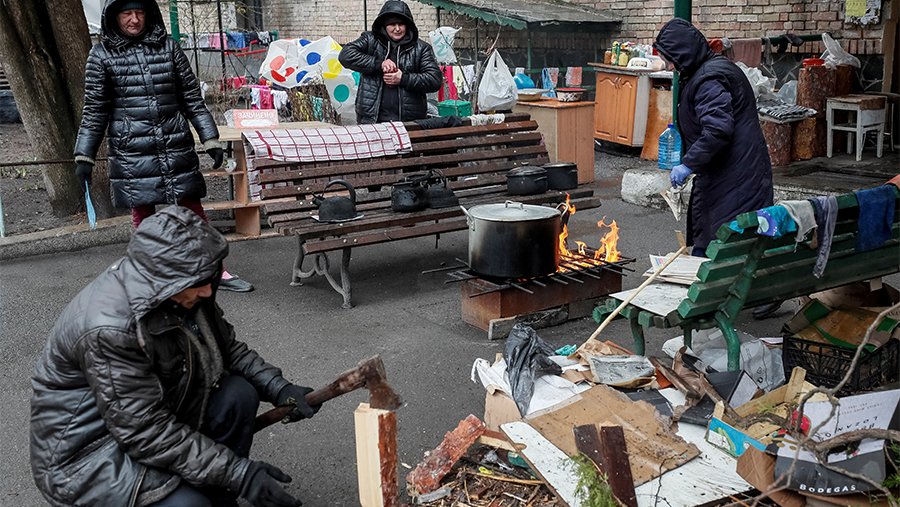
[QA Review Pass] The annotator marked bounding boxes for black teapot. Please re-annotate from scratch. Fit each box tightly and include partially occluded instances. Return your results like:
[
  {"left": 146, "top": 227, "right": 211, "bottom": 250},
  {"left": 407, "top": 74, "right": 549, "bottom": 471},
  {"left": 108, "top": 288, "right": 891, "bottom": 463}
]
[{"left": 313, "top": 179, "right": 358, "bottom": 222}]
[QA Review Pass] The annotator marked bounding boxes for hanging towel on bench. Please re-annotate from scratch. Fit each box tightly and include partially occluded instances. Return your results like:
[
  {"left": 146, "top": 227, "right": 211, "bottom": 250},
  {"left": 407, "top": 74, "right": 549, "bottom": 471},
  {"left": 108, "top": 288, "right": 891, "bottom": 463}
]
[
  {"left": 855, "top": 185, "right": 896, "bottom": 252},
  {"left": 809, "top": 195, "right": 838, "bottom": 278}
]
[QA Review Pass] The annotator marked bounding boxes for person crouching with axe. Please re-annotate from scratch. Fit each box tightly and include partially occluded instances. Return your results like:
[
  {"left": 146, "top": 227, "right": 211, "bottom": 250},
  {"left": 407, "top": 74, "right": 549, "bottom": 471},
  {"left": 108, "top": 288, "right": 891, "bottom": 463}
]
[{"left": 30, "top": 206, "right": 314, "bottom": 507}]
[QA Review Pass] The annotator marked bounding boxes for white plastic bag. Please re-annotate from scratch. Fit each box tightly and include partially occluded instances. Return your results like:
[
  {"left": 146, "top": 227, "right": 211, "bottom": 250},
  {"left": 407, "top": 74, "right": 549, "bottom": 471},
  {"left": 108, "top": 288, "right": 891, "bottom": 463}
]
[
  {"left": 821, "top": 33, "right": 860, "bottom": 69},
  {"left": 477, "top": 51, "right": 518, "bottom": 112},
  {"left": 428, "top": 26, "right": 460, "bottom": 65},
  {"left": 775, "top": 80, "right": 798, "bottom": 105}
]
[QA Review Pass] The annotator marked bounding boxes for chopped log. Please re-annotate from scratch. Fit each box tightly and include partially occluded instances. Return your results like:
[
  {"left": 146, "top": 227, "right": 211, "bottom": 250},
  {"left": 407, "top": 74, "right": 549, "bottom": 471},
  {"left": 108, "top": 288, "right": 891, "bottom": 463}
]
[
  {"left": 797, "top": 65, "right": 834, "bottom": 118},
  {"left": 406, "top": 414, "right": 486, "bottom": 496},
  {"left": 834, "top": 64, "right": 854, "bottom": 96},
  {"left": 573, "top": 425, "right": 638, "bottom": 507},
  {"left": 761, "top": 118, "right": 793, "bottom": 167},
  {"left": 355, "top": 403, "right": 399, "bottom": 507},
  {"left": 792, "top": 118, "right": 826, "bottom": 160}
]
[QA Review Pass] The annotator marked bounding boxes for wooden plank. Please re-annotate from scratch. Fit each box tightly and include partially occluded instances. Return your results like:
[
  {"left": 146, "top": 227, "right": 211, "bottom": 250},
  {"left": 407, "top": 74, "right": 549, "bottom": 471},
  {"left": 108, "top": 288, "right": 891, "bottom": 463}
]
[
  {"left": 501, "top": 421, "right": 586, "bottom": 507},
  {"left": 573, "top": 425, "right": 638, "bottom": 507},
  {"left": 255, "top": 144, "right": 549, "bottom": 185},
  {"left": 354, "top": 403, "right": 399, "bottom": 507},
  {"left": 405, "top": 120, "right": 539, "bottom": 141}
]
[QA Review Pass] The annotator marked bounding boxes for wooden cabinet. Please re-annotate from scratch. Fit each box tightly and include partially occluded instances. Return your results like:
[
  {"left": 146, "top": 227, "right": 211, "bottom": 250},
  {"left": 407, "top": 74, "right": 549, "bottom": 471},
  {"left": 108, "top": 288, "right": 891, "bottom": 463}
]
[
  {"left": 591, "top": 66, "right": 650, "bottom": 147},
  {"left": 512, "top": 99, "right": 595, "bottom": 183}
]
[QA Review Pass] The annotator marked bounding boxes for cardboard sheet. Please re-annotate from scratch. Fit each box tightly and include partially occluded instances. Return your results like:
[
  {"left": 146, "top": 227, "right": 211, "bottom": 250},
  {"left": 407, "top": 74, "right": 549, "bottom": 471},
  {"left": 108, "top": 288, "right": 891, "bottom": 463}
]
[
  {"left": 609, "top": 283, "right": 689, "bottom": 316},
  {"left": 525, "top": 384, "right": 700, "bottom": 485}
]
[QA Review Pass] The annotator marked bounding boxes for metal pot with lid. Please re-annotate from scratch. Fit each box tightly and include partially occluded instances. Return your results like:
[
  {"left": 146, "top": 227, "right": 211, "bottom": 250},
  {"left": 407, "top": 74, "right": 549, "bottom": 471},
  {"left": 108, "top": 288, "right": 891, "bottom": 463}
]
[{"left": 460, "top": 201, "right": 567, "bottom": 279}]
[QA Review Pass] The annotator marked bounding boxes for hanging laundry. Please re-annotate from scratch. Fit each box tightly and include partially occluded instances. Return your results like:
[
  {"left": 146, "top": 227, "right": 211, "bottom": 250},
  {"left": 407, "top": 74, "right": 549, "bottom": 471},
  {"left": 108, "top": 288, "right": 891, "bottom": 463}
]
[
  {"left": 564, "top": 67, "right": 582, "bottom": 86},
  {"left": 855, "top": 185, "right": 896, "bottom": 252},
  {"left": 809, "top": 196, "right": 837, "bottom": 278},
  {"left": 272, "top": 90, "right": 289, "bottom": 111},
  {"left": 227, "top": 31, "right": 246, "bottom": 50},
  {"left": 755, "top": 205, "right": 797, "bottom": 238},
  {"left": 258, "top": 31, "right": 272, "bottom": 45},
  {"left": 515, "top": 67, "right": 525, "bottom": 76},
  {"left": 452, "top": 66, "right": 469, "bottom": 95},
  {"left": 778, "top": 200, "right": 817, "bottom": 242},
  {"left": 462, "top": 65, "right": 475, "bottom": 93},
  {"left": 209, "top": 32, "right": 227, "bottom": 49},
  {"left": 438, "top": 66, "right": 458, "bottom": 101},
  {"left": 730, "top": 38, "right": 762, "bottom": 68},
  {"left": 541, "top": 67, "right": 559, "bottom": 97},
  {"left": 229, "top": 76, "right": 247, "bottom": 89},
  {"left": 197, "top": 33, "right": 211, "bottom": 48}
]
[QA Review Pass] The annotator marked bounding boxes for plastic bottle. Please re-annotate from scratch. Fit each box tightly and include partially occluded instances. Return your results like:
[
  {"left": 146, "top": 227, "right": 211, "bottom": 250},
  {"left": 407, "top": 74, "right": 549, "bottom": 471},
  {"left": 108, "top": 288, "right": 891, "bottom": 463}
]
[{"left": 657, "top": 124, "right": 682, "bottom": 170}]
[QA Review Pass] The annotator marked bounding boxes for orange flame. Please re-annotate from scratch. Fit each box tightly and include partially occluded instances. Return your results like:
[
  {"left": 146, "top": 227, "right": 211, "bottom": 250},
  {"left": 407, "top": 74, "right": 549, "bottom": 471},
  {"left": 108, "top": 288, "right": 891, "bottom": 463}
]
[
  {"left": 594, "top": 219, "right": 620, "bottom": 262},
  {"left": 557, "top": 194, "right": 576, "bottom": 257}
]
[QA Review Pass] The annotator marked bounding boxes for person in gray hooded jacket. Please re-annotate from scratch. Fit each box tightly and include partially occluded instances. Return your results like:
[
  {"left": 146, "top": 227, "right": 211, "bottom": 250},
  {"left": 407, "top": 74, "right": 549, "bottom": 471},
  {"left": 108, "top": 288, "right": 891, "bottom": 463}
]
[{"left": 31, "top": 206, "right": 316, "bottom": 507}]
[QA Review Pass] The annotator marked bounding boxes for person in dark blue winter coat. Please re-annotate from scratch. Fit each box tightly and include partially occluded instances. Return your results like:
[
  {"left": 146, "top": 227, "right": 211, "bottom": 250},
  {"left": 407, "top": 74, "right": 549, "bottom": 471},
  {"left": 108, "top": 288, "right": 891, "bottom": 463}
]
[{"left": 654, "top": 18, "right": 773, "bottom": 256}]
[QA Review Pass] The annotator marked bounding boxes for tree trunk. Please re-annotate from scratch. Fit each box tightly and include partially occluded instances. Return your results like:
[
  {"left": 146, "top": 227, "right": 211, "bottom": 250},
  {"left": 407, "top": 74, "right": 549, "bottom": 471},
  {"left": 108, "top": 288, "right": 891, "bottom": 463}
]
[{"left": 0, "top": 0, "right": 114, "bottom": 218}]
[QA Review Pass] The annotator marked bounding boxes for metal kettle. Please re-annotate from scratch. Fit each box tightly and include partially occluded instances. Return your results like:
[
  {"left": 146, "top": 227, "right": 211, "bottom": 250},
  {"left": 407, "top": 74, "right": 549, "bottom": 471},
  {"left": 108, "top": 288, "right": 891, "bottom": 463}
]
[{"left": 312, "top": 179, "right": 357, "bottom": 222}]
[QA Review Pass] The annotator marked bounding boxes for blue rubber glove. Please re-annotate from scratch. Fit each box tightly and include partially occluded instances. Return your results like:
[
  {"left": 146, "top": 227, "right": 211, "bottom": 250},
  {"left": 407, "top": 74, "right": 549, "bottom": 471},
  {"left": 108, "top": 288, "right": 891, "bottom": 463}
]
[{"left": 670, "top": 164, "right": 693, "bottom": 187}]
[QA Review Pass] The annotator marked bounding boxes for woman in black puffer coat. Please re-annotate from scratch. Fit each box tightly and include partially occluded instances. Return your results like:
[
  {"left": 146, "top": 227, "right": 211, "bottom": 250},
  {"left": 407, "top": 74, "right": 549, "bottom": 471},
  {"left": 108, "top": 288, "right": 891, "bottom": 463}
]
[
  {"left": 74, "top": 0, "right": 221, "bottom": 214},
  {"left": 339, "top": 0, "right": 442, "bottom": 124}
]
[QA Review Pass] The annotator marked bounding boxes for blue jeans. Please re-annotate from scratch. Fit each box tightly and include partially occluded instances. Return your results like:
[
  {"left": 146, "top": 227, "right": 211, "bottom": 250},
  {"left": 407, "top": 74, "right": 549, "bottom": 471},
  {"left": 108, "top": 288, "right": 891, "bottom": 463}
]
[{"left": 148, "top": 375, "right": 260, "bottom": 507}]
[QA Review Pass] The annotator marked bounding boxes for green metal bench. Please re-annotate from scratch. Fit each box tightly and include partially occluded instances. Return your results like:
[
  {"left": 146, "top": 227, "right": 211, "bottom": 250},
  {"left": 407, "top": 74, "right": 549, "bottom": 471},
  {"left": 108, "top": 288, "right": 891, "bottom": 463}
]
[{"left": 595, "top": 186, "right": 900, "bottom": 371}]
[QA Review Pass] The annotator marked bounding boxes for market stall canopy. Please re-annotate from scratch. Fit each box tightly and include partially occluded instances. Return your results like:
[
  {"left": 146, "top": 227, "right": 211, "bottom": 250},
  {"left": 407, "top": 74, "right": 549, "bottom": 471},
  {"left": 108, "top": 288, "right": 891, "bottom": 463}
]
[{"left": 412, "top": 0, "right": 621, "bottom": 31}]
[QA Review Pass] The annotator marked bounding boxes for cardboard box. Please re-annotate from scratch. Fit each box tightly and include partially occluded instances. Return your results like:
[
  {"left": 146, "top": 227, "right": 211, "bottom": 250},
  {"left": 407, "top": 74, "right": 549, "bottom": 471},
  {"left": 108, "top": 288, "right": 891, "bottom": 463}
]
[
  {"left": 705, "top": 367, "right": 825, "bottom": 458},
  {"left": 483, "top": 389, "right": 521, "bottom": 432}
]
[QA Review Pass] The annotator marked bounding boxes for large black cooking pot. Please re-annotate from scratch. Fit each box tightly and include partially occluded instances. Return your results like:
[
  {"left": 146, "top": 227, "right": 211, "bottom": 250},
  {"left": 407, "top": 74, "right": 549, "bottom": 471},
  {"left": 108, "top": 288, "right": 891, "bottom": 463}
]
[
  {"left": 544, "top": 162, "right": 578, "bottom": 190},
  {"left": 506, "top": 166, "right": 549, "bottom": 195},
  {"left": 461, "top": 201, "right": 568, "bottom": 279}
]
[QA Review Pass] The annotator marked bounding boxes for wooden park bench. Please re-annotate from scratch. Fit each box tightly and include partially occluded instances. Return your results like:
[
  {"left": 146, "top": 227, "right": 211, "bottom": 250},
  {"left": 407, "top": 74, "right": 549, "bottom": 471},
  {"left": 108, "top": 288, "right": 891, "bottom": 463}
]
[
  {"left": 250, "top": 114, "right": 602, "bottom": 308},
  {"left": 595, "top": 185, "right": 900, "bottom": 370}
]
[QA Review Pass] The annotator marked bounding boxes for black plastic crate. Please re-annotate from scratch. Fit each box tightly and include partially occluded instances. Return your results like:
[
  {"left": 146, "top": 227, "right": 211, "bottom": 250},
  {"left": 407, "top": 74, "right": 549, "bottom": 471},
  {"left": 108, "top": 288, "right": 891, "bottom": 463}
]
[{"left": 783, "top": 334, "right": 900, "bottom": 396}]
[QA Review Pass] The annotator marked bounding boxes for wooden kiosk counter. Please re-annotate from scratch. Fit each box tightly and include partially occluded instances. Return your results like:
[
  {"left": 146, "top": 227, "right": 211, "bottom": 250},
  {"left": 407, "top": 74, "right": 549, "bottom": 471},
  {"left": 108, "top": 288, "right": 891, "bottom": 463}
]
[{"left": 512, "top": 99, "right": 595, "bottom": 183}]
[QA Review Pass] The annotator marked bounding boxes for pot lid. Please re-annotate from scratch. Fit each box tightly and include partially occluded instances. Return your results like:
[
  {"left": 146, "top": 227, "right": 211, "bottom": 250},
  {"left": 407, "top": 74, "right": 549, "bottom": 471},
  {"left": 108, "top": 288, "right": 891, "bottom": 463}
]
[
  {"left": 507, "top": 166, "right": 547, "bottom": 177},
  {"left": 543, "top": 162, "right": 577, "bottom": 169},
  {"left": 467, "top": 201, "right": 561, "bottom": 222}
]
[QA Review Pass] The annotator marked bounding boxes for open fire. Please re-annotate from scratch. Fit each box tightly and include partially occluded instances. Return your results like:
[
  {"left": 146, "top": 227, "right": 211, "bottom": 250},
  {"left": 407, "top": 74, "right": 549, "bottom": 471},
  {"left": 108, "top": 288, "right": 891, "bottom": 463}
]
[{"left": 557, "top": 195, "right": 621, "bottom": 271}]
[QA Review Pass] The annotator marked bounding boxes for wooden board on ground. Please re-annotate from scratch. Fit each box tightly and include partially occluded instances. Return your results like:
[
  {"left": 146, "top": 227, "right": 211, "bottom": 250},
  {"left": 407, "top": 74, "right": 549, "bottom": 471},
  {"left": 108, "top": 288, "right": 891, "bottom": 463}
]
[
  {"left": 501, "top": 421, "right": 586, "bottom": 507},
  {"left": 525, "top": 384, "right": 699, "bottom": 486},
  {"left": 574, "top": 425, "right": 638, "bottom": 507}
]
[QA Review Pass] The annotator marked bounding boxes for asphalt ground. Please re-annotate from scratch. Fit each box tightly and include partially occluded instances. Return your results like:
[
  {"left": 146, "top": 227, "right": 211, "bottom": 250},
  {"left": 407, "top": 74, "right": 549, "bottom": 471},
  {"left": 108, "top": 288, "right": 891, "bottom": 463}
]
[{"left": 0, "top": 151, "right": 819, "bottom": 506}]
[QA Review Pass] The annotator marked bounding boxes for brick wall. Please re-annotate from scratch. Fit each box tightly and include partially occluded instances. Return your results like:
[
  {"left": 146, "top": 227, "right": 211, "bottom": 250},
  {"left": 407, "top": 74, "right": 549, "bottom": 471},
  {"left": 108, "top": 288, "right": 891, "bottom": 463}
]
[{"left": 162, "top": 0, "right": 889, "bottom": 73}]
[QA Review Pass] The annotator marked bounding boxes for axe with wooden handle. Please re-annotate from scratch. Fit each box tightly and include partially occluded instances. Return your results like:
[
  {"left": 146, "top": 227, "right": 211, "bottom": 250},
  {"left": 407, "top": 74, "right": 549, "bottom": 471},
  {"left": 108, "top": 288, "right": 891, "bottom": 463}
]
[{"left": 253, "top": 355, "right": 401, "bottom": 433}]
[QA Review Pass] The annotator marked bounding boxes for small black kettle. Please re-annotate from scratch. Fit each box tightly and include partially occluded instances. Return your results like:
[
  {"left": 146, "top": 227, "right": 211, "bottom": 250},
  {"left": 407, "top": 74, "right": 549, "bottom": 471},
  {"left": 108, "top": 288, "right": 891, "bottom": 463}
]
[
  {"left": 313, "top": 179, "right": 357, "bottom": 222},
  {"left": 426, "top": 170, "right": 459, "bottom": 209}
]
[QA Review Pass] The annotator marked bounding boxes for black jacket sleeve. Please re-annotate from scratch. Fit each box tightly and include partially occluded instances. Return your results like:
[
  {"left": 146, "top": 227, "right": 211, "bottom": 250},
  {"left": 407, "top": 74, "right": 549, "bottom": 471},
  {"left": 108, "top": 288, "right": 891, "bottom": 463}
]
[
  {"left": 171, "top": 41, "right": 219, "bottom": 145},
  {"left": 399, "top": 42, "right": 442, "bottom": 94},
  {"left": 339, "top": 32, "right": 382, "bottom": 76},
  {"left": 681, "top": 76, "right": 735, "bottom": 171},
  {"left": 74, "top": 45, "right": 110, "bottom": 161}
]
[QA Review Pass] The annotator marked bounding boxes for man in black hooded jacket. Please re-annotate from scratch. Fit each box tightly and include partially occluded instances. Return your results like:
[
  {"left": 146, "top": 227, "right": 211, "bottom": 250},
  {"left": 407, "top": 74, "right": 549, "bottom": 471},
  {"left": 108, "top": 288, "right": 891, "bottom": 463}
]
[
  {"left": 339, "top": 0, "right": 442, "bottom": 123},
  {"left": 31, "top": 206, "right": 316, "bottom": 507}
]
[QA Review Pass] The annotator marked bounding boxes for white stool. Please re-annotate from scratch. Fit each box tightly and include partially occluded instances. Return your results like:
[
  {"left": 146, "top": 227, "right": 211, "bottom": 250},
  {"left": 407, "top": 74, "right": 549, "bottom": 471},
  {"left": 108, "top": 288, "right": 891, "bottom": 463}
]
[{"left": 826, "top": 94, "right": 886, "bottom": 161}]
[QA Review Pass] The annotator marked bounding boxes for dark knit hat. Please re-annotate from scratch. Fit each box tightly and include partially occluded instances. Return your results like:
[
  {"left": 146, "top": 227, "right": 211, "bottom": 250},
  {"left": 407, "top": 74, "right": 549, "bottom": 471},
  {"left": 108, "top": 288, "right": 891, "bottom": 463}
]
[{"left": 116, "top": 0, "right": 145, "bottom": 12}]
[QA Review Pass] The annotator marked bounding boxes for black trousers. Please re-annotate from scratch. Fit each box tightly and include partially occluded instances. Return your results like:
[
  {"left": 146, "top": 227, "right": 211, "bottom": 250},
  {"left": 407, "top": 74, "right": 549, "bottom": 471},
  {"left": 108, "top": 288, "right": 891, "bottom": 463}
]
[{"left": 148, "top": 375, "right": 260, "bottom": 507}]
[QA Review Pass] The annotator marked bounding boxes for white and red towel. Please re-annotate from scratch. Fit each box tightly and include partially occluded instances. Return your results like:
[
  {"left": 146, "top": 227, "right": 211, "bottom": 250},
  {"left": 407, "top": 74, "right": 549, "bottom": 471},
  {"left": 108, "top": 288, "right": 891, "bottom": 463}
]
[{"left": 242, "top": 122, "right": 412, "bottom": 200}]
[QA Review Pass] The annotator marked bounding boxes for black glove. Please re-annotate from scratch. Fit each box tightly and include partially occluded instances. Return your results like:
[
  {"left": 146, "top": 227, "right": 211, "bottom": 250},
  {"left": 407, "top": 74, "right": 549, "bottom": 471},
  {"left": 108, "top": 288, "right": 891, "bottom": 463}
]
[
  {"left": 240, "top": 461, "right": 303, "bottom": 507},
  {"left": 275, "top": 384, "right": 319, "bottom": 422},
  {"left": 75, "top": 161, "right": 93, "bottom": 187},
  {"left": 207, "top": 147, "right": 225, "bottom": 169}
]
